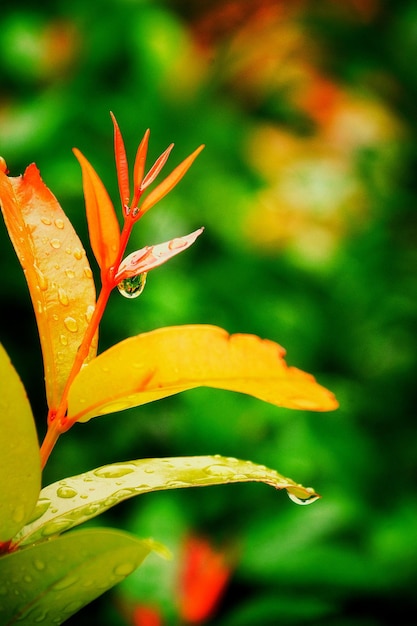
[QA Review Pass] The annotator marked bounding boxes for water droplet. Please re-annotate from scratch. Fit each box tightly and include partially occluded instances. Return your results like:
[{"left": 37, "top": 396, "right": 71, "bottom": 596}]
[
  {"left": 34, "top": 559, "right": 46, "bottom": 571},
  {"left": 165, "top": 479, "right": 193, "bottom": 488},
  {"left": 73, "top": 248, "right": 82, "bottom": 260},
  {"left": 58, "top": 288, "right": 69, "bottom": 306},
  {"left": 27, "top": 499, "right": 51, "bottom": 524},
  {"left": 103, "top": 488, "right": 138, "bottom": 507},
  {"left": 36, "top": 300, "right": 43, "bottom": 314},
  {"left": 65, "top": 247, "right": 72, "bottom": 255},
  {"left": 64, "top": 317, "right": 78, "bottom": 332},
  {"left": 117, "top": 272, "right": 147, "bottom": 299},
  {"left": 41, "top": 217, "right": 52, "bottom": 225},
  {"left": 83, "top": 266, "right": 93, "bottom": 279},
  {"left": 56, "top": 486, "right": 78, "bottom": 499},
  {"left": 114, "top": 562, "right": 136, "bottom": 577},
  {"left": 50, "top": 238, "right": 61, "bottom": 249},
  {"left": 65, "top": 269, "right": 75, "bottom": 279},
  {"left": 54, "top": 218, "right": 64, "bottom": 229},
  {"left": 287, "top": 490, "right": 320, "bottom": 506},
  {"left": 204, "top": 464, "right": 237, "bottom": 478},
  {"left": 52, "top": 575, "right": 78, "bottom": 591},
  {"left": 32, "top": 608, "right": 48, "bottom": 622},
  {"left": 94, "top": 464, "right": 135, "bottom": 479},
  {"left": 85, "top": 305, "right": 95, "bottom": 322},
  {"left": 63, "top": 600, "right": 83, "bottom": 614},
  {"left": 41, "top": 519, "right": 72, "bottom": 537},
  {"left": 168, "top": 237, "right": 187, "bottom": 250},
  {"left": 34, "top": 265, "right": 48, "bottom": 290},
  {"left": 79, "top": 502, "right": 103, "bottom": 517}
]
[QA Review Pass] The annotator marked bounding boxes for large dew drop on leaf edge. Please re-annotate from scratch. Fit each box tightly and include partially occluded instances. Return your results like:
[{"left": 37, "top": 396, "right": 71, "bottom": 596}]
[{"left": 67, "top": 325, "right": 338, "bottom": 423}]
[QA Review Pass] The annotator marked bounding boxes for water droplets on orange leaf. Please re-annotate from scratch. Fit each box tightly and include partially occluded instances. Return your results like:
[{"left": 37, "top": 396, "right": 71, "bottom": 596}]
[{"left": 0, "top": 164, "right": 97, "bottom": 411}]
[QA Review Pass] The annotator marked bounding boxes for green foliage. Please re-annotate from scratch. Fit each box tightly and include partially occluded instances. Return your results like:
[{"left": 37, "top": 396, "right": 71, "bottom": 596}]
[
  {"left": 1, "top": 0, "right": 417, "bottom": 624},
  {"left": 15, "top": 456, "right": 317, "bottom": 547},
  {"left": 0, "top": 344, "right": 40, "bottom": 542},
  {"left": 0, "top": 529, "right": 155, "bottom": 625}
]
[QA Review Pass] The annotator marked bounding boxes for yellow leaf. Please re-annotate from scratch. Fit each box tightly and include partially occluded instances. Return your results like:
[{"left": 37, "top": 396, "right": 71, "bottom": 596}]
[
  {"left": 0, "top": 165, "right": 97, "bottom": 410},
  {"left": 68, "top": 325, "right": 338, "bottom": 423},
  {"left": 0, "top": 344, "right": 41, "bottom": 542}
]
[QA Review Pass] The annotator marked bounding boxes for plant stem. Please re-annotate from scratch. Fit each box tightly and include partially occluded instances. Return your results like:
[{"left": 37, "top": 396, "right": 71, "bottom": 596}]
[
  {"left": 39, "top": 218, "right": 135, "bottom": 468},
  {"left": 39, "top": 422, "right": 61, "bottom": 469}
]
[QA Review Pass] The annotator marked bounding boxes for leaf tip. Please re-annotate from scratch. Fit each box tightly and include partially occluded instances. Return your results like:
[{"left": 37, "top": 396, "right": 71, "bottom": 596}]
[{"left": 0, "top": 156, "right": 8, "bottom": 174}]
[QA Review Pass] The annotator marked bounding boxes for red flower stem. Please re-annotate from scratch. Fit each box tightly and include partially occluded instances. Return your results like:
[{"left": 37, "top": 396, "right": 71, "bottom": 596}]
[{"left": 39, "top": 218, "right": 135, "bottom": 469}]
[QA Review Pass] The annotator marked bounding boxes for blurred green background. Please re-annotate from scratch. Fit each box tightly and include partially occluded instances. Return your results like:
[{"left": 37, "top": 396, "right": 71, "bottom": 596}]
[{"left": 1, "top": 1, "right": 417, "bottom": 624}]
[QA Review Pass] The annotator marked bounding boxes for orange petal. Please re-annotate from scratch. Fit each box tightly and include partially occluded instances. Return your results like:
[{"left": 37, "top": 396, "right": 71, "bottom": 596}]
[
  {"left": 179, "top": 536, "right": 231, "bottom": 623},
  {"left": 132, "top": 606, "right": 163, "bottom": 626},
  {"left": 110, "top": 112, "right": 130, "bottom": 209},
  {"left": 0, "top": 165, "right": 97, "bottom": 410},
  {"left": 115, "top": 228, "right": 204, "bottom": 282},
  {"left": 73, "top": 148, "right": 120, "bottom": 273},
  {"left": 133, "top": 129, "right": 150, "bottom": 192},
  {"left": 138, "top": 145, "right": 204, "bottom": 217},
  {"left": 68, "top": 325, "right": 339, "bottom": 423}
]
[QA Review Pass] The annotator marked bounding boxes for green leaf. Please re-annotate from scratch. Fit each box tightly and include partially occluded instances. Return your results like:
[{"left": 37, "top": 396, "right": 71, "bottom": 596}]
[
  {"left": 0, "top": 528, "right": 158, "bottom": 625},
  {"left": 0, "top": 344, "right": 41, "bottom": 542},
  {"left": 14, "top": 456, "right": 319, "bottom": 547}
]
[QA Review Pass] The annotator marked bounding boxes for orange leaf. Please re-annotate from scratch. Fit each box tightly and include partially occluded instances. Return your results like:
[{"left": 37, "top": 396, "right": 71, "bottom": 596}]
[
  {"left": 0, "top": 165, "right": 97, "bottom": 411},
  {"left": 138, "top": 145, "right": 204, "bottom": 217},
  {"left": 110, "top": 112, "right": 130, "bottom": 209},
  {"left": 67, "top": 325, "right": 338, "bottom": 423},
  {"left": 73, "top": 148, "right": 120, "bottom": 273},
  {"left": 133, "top": 129, "right": 150, "bottom": 193},
  {"left": 141, "top": 143, "right": 174, "bottom": 190},
  {"left": 115, "top": 228, "right": 204, "bottom": 282}
]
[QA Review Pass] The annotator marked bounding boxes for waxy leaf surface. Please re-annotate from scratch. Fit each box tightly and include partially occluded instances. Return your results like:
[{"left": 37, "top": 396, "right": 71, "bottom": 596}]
[
  {"left": 0, "top": 345, "right": 40, "bottom": 542},
  {"left": 0, "top": 528, "right": 155, "bottom": 625},
  {"left": 14, "top": 456, "right": 318, "bottom": 547},
  {"left": 68, "top": 325, "right": 338, "bottom": 422},
  {"left": 0, "top": 165, "right": 97, "bottom": 410}
]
